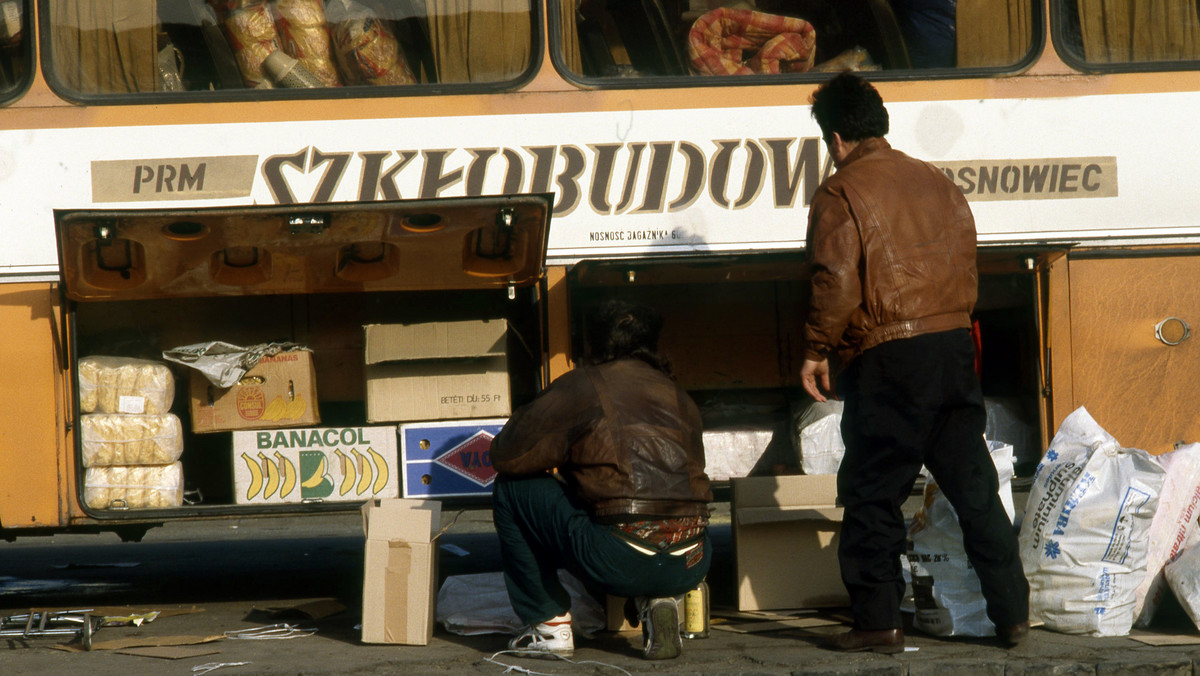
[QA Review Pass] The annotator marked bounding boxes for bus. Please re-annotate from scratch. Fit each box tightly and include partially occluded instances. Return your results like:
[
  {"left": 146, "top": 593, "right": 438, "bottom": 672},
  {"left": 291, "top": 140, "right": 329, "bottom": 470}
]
[{"left": 0, "top": 0, "right": 1196, "bottom": 540}]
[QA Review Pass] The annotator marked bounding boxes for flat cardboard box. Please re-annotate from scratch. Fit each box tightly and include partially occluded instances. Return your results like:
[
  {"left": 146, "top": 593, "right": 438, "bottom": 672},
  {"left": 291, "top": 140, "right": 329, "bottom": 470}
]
[
  {"left": 232, "top": 426, "right": 400, "bottom": 505},
  {"left": 363, "top": 320, "right": 510, "bottom": 423},
  {"left": 361, "top": 498, "right": 441, "bottom": 645},
  {"left": 732, "top": 474, "right": 849, "bottom": 611},
  {"left": 399, "top": 418, "right": 506, "bottom": 498},
  {"left": 190, "top": 350, "right": 320, "bottom": 433}
]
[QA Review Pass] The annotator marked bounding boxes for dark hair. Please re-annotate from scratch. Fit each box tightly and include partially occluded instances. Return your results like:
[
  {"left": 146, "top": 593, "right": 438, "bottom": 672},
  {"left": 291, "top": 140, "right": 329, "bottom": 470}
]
[
  {"left": 585, "top": 299, "right": 671, "bottom": 374},
  {"left": 809, "top": 71, "right": 889, "bottom": 143}
]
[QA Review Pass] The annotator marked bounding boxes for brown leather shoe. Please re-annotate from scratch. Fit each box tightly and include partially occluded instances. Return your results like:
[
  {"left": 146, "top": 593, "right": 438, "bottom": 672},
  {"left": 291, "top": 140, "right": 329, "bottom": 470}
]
[
  {"left": 821, "top": 628, "right": 904, "bottom": 654},
  {"left": 996, "top": 621, "right": 1030, "bottom": 648}
]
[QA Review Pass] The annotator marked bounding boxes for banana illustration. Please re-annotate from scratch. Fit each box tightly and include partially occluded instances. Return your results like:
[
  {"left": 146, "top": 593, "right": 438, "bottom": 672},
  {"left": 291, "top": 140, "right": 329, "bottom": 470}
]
[
  {"left": 300, "top": 456, "right": 328, "bottom": 489},
  {"left": 260, "top": 451, "right": 280, "bottom": 498},
  {"left": 367, "top": 446, "right": 389, "bottom": 494},
  {"left": 353, "top": 449, "right": 372, "bottom": 495},
  {"left": 262, "top": 396, "right": 285, "bottom": 421},
  {"left": 242, "top": 452, "right": 264, "bottom": 500},
  {"left": 275, "top": 451, "right": 297, "bottom": 499},
  {"left": 284, "top": 395, "right": 306, "bottom": 420},
  {"left": 335, "top": 449, "right": 355, "bottom": 496}
]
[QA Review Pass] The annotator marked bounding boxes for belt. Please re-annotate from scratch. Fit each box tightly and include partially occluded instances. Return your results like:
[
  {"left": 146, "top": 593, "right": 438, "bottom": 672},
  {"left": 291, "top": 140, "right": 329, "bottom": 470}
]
[{"left": 623, "top": 540, "right": 701, "bottom": 557}]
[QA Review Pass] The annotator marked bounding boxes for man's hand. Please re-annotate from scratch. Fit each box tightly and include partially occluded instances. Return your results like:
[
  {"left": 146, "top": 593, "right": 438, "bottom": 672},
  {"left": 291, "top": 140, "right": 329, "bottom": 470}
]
[{"left": 801, "top": 358, "right": 834, "bottom": 402}]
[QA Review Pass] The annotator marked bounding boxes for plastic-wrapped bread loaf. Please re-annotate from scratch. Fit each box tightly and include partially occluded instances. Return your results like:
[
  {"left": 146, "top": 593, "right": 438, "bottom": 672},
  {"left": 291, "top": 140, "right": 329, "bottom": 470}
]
[
  {"left": 273, "top": 0, "right": 341, "bottom": 86},
  {"left": 328, "top": 0, "right": 416, "bottom": 85},
  {"left": 78, "top": 356, "right": 175, "bottom": 415},
  {"left": 214, "top": 0, "right": 282, "bottom": 87},
  {"left": 81, "top": 414, "right": 184, "bottom": 467},
  {"left": 84, "top": 463, "right": 184, "bottom": 510}
]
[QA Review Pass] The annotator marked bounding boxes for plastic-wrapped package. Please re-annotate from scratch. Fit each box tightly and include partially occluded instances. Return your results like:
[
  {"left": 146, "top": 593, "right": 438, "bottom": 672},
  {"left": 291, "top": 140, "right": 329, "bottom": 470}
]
[
  {"left": 273, "top": 0, "right": 341, "bottom": 86},
  {"left": 84, "top": 463, "right": 184, "bottom": 510},
  {"left": 328, "top": 0, "right": 416, "bottom": 85},
  {"left": 81, "top": 414, "right": 184, "bottom": 467},
  {"left": 77, "top": 356, "right": 175, "bottom": 415},
  {"left": 213, "top": 0, "right": 282, "bottom": 87}
]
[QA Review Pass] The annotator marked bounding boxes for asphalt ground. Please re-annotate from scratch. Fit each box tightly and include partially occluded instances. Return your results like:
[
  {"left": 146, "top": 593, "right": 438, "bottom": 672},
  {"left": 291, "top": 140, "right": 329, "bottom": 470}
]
[{"left": 2, "top": 501, "right": 1200, "bottom": 675}]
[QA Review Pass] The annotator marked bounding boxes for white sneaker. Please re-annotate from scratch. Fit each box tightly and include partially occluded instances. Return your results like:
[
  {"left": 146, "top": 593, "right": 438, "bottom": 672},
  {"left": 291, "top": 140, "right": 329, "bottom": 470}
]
[
  {"left": 508, "top": 620, "right": 574, "bottom": 658},
  {"left": 637, "top": 597, "right": 682, "bottom": 660}
]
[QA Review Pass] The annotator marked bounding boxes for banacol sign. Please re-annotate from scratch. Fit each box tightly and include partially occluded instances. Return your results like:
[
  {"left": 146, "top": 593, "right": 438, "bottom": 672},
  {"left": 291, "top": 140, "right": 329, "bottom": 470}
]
[{"left": 91, "top": 143, "right": 1118, "bottom": 213}]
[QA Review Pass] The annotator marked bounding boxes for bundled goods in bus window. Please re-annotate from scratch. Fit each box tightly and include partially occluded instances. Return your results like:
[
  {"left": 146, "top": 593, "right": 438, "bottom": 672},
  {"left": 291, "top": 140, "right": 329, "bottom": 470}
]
[
  {"left": 84, "top": 463, "right": 185, "bottom": 510},
  {"left": 80, "top": 413, "right": 184, "bottom": 467},
  {"left": 78, "top": 356, "right": 175, "bottom": 416},
  {"left": 210, "top": 0, "right": 283, "bottom": 87},
  {"left": 272, "top": 0, "right": 341, "bottom": 86},
  {"left": 327, "top": 0, "right": 417, "bottom": 85},
  {"left": 687, "top": 8, "right": 816, "bottom": 75}
]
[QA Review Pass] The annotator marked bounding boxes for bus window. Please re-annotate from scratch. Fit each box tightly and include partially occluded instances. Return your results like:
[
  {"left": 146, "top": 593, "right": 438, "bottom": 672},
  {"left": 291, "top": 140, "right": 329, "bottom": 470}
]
[
  {"left": 45, "top": 0, "right": 534, "bottom": 100},
  {"left": 0, "top": 0, "right": 27, "bottom": 102},
  {"left": 1053, "top": 1, "right": 1200, "bottom": 70},
  {"left": 555, "top": 0, "right": 1036, "bottom": 81}
]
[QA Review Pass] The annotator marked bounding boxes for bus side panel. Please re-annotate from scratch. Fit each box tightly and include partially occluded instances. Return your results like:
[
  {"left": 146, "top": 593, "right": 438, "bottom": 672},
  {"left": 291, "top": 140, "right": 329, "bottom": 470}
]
[
  {"left": 0, "top": 283, "right": 67, "bottom": 529},
  {"left": 1068, "top": 255, "right": 1200, "bottom": 454}
]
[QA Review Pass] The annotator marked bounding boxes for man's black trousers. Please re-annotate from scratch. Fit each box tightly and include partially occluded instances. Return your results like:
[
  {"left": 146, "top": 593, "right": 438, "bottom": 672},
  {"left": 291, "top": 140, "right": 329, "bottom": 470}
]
[{"left": 836, "top": 328, "right": 1029, "bottom": 631}]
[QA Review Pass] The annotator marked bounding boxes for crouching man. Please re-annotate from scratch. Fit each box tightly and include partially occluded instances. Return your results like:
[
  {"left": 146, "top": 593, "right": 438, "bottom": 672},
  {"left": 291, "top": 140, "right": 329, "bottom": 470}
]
[{"left": 490, "top": 299, "right": 712, "bottom": 660}]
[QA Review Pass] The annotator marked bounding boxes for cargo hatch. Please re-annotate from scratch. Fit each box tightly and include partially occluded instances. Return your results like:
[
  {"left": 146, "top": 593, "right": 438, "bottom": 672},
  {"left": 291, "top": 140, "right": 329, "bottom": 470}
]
[{"left": 55, "top": 194, "right": 553, "bottom": 302}]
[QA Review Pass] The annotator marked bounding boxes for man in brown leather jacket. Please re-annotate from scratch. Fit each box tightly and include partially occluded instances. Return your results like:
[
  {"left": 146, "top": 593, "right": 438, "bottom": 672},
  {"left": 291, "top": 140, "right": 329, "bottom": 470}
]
[
  {"left": 491, "top": 299, "right": 712, "bottom": 661},
  {"left": 800, "top": 73, "right": 1029, "bottom": 653}
]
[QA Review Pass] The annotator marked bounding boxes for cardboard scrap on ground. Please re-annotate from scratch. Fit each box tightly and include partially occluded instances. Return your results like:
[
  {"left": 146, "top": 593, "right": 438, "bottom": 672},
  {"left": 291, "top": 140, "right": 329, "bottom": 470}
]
[
  {"left": 711, "top": 607, "right": 843, "bottom": 634},
  {"left": 115, "top": 645, "right": 223, "bottom": 660},
  {"left": 249, "top": 598, "right": 346, "bottom": 622},
  {"left": 1129, "top": 631, "right": 1200, "bottom": 646},
  {"left": 53, "top": 634, "right": 224, "bottom": 653}
]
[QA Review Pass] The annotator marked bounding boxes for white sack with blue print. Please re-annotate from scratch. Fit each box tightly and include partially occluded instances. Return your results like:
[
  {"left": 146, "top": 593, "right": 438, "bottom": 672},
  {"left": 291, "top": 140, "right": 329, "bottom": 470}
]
[{"left": 1018, "top": 407, "right": 1165, "bottom": 636}]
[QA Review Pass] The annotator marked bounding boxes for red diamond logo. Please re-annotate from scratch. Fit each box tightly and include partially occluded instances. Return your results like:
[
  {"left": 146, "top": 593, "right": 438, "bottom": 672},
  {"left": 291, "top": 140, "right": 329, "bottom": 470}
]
[{"left": 434, "top": 430, "right": 497, "bottom": 486}]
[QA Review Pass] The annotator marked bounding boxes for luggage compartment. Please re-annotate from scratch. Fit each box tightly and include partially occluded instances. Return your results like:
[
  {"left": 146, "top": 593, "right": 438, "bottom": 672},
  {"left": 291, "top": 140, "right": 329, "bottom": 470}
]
[
  {"left": 56, "top": 195, "right": 552, "bottom": 519},
  {"left": 567, "top": 248, "right": 1048, "bottom": 481}
]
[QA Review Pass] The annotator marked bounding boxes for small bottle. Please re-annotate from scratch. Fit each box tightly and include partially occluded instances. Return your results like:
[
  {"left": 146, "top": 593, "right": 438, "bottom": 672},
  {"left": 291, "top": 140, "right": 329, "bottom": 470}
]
[{"left": 681, "top": 580, "right": 710, "bottom": 639}]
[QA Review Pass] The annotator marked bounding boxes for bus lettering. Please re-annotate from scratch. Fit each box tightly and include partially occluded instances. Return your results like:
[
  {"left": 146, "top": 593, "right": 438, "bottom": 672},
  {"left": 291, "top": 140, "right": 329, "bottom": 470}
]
[
  {"left": 132, "top": 163, "right": 206, "bottom": 194},
  {"left": 937, "top": 158, "right": 1116, "bottom": 200}
]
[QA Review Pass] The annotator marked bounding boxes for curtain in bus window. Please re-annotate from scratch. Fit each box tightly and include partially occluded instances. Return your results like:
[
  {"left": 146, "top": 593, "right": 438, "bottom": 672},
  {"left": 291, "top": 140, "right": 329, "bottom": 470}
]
[
  {"left": 560, "top": 0, "right": 582, "bottom": 74},
  {"left": 955, "top": 0, "right": 1031, "bottom": 68},
  {"left": 1076, "top": 1, "right": 1200, "bottom": 63},
  {"left": 50, "top": 0, "right": 160, "bottom": 93},
  {"left": 424, "top": 0, "right": 530, "bottom": 82}
]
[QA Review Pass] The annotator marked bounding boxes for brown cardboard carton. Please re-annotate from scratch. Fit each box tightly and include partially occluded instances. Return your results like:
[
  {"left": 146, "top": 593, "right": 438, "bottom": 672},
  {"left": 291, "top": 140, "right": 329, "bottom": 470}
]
[
  {"left": 361, "top": 498, "right": 441, "bottom": 645},
  {"left": 189, "top": 349, "right": 320, "bottom": 433},
  {"left": 732, "top": 474, "right": 849, "bottom": 610},
  {"left": 363, "top": 320, "right": 510, "bottom": 423}
]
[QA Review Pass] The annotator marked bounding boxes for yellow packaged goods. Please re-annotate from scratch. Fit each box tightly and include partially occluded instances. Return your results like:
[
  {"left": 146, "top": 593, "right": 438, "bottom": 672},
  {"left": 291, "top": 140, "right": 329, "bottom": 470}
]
[
  {"left": 273, "top": 0, "right": 341, "bottom": 86},
  {"left": 215, "top": 0, "right": 282, "bottom": 87},
  {"left": 328, "top": 0, "right": 416, "bottom": 85},
  {"left": 84, "top": 463, "right": 184, "bottom": 510},
  {"left": 80, "top": 414, "right": 184, "bottom": 467},
  {"left": 77, "top": 356, "right": 175, "bottom": 415}
]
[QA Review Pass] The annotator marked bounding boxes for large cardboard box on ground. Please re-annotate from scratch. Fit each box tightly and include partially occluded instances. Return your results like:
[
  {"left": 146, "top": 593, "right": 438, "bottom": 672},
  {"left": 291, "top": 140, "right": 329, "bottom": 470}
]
[
  {"left": 399, "top": 418, "right": 506, "bottom": 498},
  {"left": 361, "top": 498, "right": 441, "bottom": 645},
  {"left": 732, "top": 474, "right": 849, "bottom": 610},
  {"left": 232, "top": 426, "right": 400, "bottom": 505},
  {"left": 190, "top": 350, "right": 320, "bottom": 433},
  {"left": 363, "top": 320, "right": 510, "bottom": 423}
]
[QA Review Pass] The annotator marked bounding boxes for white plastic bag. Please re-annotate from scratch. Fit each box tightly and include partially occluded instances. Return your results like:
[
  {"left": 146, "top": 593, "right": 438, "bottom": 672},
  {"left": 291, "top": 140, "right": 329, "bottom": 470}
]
[
  {"left": 435, "top": 570, "right": 604, "bottom": 637},
  {"left": 1134, "top": 443, "right": 1200, "bottom": 627},
  {"left": 1164, "top": 542, "right": 1200, "bottom": 632},
  {"left": 907, "top": 441, "right": 1014, "bottom": 637},
  {"left": 1018, "top": 407, "right": 1165, "bottom": 636},
  {"left": 790, "top": 399, "right": 844, "bottom": 475}
]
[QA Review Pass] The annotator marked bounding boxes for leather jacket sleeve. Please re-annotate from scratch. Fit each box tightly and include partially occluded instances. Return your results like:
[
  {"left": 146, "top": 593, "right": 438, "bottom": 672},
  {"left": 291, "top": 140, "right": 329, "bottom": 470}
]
[
  {"left": 490, "top": 369, "right": 599, "bottom": 476},
  {"left": 804, "top": 184, "right": 864, "bottom": 361}
]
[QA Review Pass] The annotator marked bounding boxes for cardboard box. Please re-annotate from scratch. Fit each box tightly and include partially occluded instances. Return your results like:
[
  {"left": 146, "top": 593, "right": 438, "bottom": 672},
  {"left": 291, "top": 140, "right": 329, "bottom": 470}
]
[
  {"left": 232, "top": 426, "right": 400, "bottom": 505},
  {"left": 363, "top": 320, "right": 510, "bottom": 423},
  {"left": 190, "top": 350, "right": 320, "bottom": 433},
  {"left": 361, "top": 498, "right": 441, "bottom": 645},
  {"left": 399, "top": 418, "right": 506, "bottom": 498},
  {"left": 732, "top": 474, "right": 849, "bottom": 610}
]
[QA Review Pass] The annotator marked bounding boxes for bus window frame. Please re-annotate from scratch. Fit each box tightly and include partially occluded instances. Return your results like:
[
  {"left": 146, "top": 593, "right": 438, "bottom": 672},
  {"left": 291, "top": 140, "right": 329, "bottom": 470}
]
[
  {"left": 0, "top": 0, "right": 34, "bottom": 105},
  {"left": 547, "top": 0, "right": 1046, "bottom": 89},
  {"left": 36, "top": 0, "right": 545, "bottom": 106},
  {"left": 1050, "top": 0, "right": 1200, "bottom": 74}
]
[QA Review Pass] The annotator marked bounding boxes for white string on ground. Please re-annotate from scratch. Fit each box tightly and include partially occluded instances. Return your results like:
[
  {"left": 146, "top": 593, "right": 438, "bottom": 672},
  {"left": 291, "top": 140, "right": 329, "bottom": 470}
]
[{"left": 485, "top": 649, "right": 633, "bottom": 676}]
